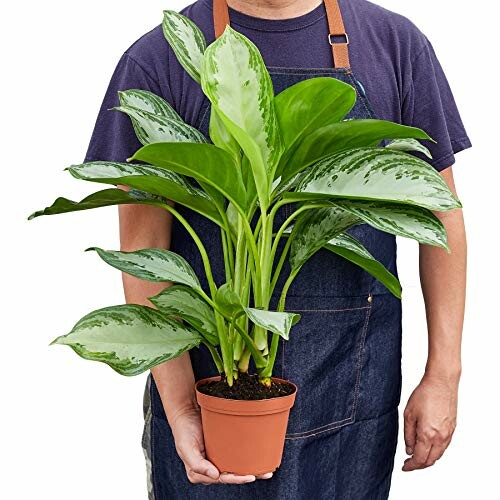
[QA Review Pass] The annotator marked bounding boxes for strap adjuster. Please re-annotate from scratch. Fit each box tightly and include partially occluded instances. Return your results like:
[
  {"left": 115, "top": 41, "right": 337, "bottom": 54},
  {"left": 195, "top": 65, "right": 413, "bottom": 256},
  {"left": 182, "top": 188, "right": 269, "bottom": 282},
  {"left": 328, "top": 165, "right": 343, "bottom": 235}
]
[{"left": 328, "top": 33, "right": 349, "bottom": 45}]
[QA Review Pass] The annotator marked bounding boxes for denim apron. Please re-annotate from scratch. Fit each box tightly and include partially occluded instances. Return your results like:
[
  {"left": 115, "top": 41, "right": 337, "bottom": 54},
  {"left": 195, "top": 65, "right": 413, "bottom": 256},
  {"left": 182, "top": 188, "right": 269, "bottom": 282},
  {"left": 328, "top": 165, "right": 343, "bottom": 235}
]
[{"left": 142, "top": 2, "right": 403, "bottom": 499}]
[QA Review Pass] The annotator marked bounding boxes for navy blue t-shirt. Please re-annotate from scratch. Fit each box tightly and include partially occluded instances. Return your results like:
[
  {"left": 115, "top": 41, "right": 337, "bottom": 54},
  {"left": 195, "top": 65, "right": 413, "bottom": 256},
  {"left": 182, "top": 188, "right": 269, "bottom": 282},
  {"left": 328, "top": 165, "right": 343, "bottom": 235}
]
[{"left": 85, "top": 0, "right": 471, "bottom": 171}]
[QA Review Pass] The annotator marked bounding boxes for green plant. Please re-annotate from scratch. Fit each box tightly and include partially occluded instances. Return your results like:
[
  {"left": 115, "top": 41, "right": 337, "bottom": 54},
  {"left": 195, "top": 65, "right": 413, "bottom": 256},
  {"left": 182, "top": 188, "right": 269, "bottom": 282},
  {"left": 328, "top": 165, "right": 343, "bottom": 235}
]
[{"left": 30, "top": 11, "right": 460, "bottom": 387}]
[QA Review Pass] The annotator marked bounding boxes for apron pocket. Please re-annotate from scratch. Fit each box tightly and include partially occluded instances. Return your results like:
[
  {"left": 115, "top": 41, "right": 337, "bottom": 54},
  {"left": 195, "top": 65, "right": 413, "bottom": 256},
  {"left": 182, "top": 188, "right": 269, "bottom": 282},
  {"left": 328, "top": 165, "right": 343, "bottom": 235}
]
[{"left": 280, "top": 295, "right": 372, "bottom": 440}]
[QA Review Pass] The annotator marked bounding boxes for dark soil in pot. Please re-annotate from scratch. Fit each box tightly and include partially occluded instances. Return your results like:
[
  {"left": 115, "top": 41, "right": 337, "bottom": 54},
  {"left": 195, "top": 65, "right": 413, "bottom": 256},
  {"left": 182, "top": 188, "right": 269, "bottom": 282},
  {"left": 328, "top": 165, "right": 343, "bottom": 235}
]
[{"left": 197, "top": 372, "right": 296, "bottom": 400}]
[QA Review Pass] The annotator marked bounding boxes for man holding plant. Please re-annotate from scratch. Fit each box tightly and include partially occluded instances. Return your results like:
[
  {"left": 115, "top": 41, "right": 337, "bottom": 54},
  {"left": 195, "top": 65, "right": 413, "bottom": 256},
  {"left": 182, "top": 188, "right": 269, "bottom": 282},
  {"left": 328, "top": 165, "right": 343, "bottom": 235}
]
[{"left": 77, "top": 0, "right": 470, "bottom": 497}]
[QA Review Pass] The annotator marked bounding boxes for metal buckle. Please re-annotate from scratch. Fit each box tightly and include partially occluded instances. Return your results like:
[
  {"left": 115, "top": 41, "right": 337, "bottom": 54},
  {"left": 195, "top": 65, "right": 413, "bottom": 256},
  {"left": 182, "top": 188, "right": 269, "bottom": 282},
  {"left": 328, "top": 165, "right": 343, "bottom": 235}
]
[{"left": 328, "top": 33, "right": 349, "bottom": 45}]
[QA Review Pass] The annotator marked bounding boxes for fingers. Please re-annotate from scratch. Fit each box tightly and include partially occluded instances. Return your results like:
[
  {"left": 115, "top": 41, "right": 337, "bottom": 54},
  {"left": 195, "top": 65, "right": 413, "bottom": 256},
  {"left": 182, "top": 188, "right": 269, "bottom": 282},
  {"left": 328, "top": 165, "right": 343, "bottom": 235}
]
[
  {"left": 403, "top": 409, "right": 417, "bottom": 455},
  {"left": 219, "top": 473, "right": 256, "bottom": 484},
  {"left": 257, "top": 472, "right": 274, "bottom": 480},
  {"left": 402, "top": 436, "right": 432, "bottom": 471},
  {"left": 402, "top": 426, "right": 454, "bottom": 471}
]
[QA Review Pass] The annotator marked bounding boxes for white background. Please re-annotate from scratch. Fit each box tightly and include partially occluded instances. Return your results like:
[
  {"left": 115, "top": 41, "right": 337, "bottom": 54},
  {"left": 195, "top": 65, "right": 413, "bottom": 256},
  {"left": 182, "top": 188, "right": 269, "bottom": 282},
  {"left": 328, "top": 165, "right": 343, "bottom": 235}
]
[{"left": 1, "top": 1, "right": 497, "bottom": 498}]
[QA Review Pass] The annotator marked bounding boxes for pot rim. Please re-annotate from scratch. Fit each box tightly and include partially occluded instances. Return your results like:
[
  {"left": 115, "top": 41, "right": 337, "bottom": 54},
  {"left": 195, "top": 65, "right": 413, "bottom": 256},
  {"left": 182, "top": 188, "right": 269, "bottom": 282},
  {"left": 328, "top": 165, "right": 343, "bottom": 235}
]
[{"left": 195, "top": 376, "right": 298, "bottom": 416}]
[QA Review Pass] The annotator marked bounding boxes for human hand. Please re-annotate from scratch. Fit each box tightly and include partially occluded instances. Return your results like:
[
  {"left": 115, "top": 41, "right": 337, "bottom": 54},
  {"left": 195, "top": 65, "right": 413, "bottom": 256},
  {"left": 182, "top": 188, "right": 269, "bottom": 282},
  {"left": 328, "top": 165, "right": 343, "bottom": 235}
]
[
  {"left": 402, "top": 373, "right": 459, "bottom": 471},
  {"left": 170, "top": 407, "right": 274, "bottom": 484}
]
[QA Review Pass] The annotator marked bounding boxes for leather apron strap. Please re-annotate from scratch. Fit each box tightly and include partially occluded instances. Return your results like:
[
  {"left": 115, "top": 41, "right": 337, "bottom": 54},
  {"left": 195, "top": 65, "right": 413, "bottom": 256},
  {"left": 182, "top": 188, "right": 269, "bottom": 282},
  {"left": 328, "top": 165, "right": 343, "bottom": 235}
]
[{"left": 212, "top": 0, "right": 351, "bottom": 70}]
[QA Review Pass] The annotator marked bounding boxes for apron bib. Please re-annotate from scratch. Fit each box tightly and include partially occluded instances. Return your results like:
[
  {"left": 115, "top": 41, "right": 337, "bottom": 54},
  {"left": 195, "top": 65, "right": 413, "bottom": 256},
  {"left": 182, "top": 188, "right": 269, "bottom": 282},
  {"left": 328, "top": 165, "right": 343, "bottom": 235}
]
[{"left": 144, "top": 2, "right": 403, "bottom": 498}]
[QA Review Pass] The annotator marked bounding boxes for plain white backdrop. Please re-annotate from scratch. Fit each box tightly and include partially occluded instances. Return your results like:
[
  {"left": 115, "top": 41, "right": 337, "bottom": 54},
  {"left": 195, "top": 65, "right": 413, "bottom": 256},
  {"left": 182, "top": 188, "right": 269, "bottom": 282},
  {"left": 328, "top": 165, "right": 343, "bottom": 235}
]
[{"left": 1, "top": 1, "right": 497, "bottom": 498}]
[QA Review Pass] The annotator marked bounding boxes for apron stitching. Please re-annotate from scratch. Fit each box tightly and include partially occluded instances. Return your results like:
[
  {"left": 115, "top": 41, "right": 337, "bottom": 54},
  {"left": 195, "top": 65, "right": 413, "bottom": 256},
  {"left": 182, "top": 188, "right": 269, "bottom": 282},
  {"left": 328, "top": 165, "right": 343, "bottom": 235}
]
[
  {"left": 286, "top": 417, "right": 353, "bottom": 436},
  {"left": 285, "top": 302, "right": 372, "bottom": 440},
  {"left": 287, "top": 306, "right": 370, "bottom": 313}
]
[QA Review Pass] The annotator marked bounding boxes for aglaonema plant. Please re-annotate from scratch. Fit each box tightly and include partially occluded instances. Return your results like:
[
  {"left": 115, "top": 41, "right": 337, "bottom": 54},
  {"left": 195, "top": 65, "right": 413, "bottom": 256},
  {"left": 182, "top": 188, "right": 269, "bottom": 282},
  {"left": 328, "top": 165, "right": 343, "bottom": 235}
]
[{"left": 30, "top": 11, "right": 460, "bottom": 388}]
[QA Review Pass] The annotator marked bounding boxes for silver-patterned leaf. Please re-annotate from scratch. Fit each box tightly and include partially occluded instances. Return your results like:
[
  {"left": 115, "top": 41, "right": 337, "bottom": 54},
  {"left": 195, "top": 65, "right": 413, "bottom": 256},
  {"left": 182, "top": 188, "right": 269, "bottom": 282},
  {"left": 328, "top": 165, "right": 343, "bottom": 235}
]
[
  {"left": 289, "top": 206, "right": 359, "bottom": 271},
  {"left": 114, "top": 105, "right": 206, "bottom": 145},
  {"left": 243, "top": 307, "right": 300, "bottom": 341},
  {"left": 87, "top": 247, "right": 202, "bottom": 291},
  {"left": 294, "top": 148, "right": 461, "bottom": 211},
  {"left": 149, "top": 285, "right": 218, "bottom": 346},
  {"left": 324, "top": 234, "right": 402, "bottom": 298},
  {"left": 162, "top": 10, "right": 206, "bottom": 83},
  {"left": 51, "top": 305, "right": 202, "bottom": 376},
  {"left": 68, "top": 161, "right": 221, "bottom": 225},
  {"left": 118, "top": 89, "right": 181, "bottom": 121},
  {"left": 333, "top": 200, "right": 449, "bottom": 250},
  {"left": 279, "top": 119, "right": 432, "bottom": 184},
  {"left": 386, "top": 138, "right": 432, "bottom": 159},
  {"left": 201, "top": 26, "right": 283, "bottom": 207}
]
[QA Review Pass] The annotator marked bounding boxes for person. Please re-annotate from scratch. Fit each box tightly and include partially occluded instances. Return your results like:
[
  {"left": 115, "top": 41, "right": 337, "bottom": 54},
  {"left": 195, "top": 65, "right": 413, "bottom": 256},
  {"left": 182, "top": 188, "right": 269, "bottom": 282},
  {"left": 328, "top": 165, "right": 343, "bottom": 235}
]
[{"left": 85, "top": 0, "right": 469, "bottom": 498}]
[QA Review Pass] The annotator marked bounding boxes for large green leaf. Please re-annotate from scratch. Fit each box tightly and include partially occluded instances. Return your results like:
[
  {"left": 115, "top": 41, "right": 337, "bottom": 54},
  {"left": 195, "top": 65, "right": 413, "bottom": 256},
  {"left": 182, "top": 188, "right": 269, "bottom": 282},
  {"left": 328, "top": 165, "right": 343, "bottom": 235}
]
[
  {"left": 149, "top": 285, "right": 218, "bottom": 346},
  {"left": 88, "top": 247, "right": 202, "bottom": 291},
  {"left": 114, "top": 105, "right": 206, "bottom": 145},
  {"left": 275, "top": 77, "right": 356, "bottom": 170},
  {"left": 51, "top": 305, "right": 202, "bottom": 376},
  {"left": 118, "top": 89, "right": 181, "bottom": 121},
  {"left": 131, "top": 142, "right": 247, "bottom": 213},
  {"left": 243, "top": 307, "right": 300, "bottom": 341},
  {"left": 68, "top": 161, "right": 221, "bottom": 225},
  {"left": 162, "top": 10, "right": 206, "bottom": 84},
  {"left": 324, "top": 234, "right": 402, "bottom": 298},
  {"left": 333, "top": 200, "right": 449, "bottom": 250},
  {"left": 292, "top": 148, "right": 461, "bottom": 211},
  {"left": 279, "top": 119, "right": 432, "bottom": 184},
  {"left": 289, "top": 206, "right": 359, "bottom": 271},
  {"left": 28, "top": 188, "right": 155, "bottom": 220},
  {"left": 201, "top": 26, "right": 283, "bottom": 208}
]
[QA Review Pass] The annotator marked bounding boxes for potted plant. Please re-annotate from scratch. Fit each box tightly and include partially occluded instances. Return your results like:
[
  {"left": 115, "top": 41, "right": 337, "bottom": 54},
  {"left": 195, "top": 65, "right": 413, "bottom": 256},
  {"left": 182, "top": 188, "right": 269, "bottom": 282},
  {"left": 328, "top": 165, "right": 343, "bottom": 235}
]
[{"left": 29, "top": 11, "right": 460, "bottom": 476}]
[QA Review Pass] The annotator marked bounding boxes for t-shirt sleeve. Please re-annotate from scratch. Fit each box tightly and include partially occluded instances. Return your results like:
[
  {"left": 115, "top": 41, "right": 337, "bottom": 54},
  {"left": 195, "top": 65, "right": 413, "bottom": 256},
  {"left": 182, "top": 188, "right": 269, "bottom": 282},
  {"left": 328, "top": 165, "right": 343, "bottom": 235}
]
[
  {"left": 402, "top": 40, "right": 471, "bottom": 171},
  {"left": 84, "top": 53, "right": 166, "bottom": 163}
]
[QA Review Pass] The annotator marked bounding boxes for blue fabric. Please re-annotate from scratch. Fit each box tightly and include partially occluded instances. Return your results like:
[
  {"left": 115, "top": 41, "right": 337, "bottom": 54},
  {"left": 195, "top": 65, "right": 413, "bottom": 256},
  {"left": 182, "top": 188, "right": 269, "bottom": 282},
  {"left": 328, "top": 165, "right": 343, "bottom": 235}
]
[
  {"left": 85, "top": 0, "right": 471, "bottom": 170},
  {"left": 146, "top": 67, "right": 402, "bottom": 499}
]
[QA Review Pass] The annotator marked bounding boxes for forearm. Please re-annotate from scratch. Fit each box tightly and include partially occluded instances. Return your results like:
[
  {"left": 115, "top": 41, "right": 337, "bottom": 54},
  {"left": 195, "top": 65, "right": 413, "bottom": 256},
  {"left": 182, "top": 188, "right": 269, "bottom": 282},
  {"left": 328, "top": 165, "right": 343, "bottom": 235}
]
[
  {"left": 419, "top": 169, "right": 466, "bottom": 382},
  {"left": 119, "top": 203, "right": 198, "bottom": 424}
]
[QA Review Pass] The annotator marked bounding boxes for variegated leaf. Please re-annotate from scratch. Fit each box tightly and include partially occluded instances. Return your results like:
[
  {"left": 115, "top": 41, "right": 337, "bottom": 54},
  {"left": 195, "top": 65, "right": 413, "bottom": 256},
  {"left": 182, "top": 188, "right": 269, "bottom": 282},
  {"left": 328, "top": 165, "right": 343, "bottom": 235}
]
[
  {"left": 131, "top": 143, "right": 247, "bottom": 213},
  {"left": 279, "top": 119, "right": 432, "bottom": 184},
  {"left": 201, "top": 26, "right": 283, "bottom": 208},
  {"left": 324, "top": 234, "right": 402, "bottom": 298},
  {"left": 293, "top": 148, "right": 461, "bottom": 211},
  {"left": 149, "top": 285, "right": 219, "bottom": 346},
  {"left": 118, "top": 89, "right": 181, "bottom": 121},
  {"left": 333, "top": 200, "right": 449, "bottom": 250},
  {"left": 386, "top": 138, "right": 432, "bottom": 159},
  {"left": 67, "top": 161, "right": 221, "bottom": 225},
  {"left": 114, "top": 105, "right": 206, "bottom": 145},
  {"left": 162, "top": 10, "right": 206, "bottom": 83},
  {"left": 243, "top": 307, "right": 300, "bottom": 341},
  {"left": 88, "top": 247, "right": 202, "bottom": 291},
  {"left": 289, "top": 206, "right": 359, "bottom": 271},
  {"left": 209, "top": 107, "right": 242, "bottom": 165},
  {"left": 28, "top": 188, "right": 155, "bottom": 220},
  {"left": 51, "top": 305, "right": 202, "bottom": 376}
]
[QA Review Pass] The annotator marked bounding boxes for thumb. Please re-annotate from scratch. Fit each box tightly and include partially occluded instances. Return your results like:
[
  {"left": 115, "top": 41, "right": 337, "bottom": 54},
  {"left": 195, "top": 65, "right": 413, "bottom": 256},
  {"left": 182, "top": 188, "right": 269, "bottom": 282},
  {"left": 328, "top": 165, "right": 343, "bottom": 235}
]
[{"left": 183, "top": 445, "right": 220, "bottom": 480}]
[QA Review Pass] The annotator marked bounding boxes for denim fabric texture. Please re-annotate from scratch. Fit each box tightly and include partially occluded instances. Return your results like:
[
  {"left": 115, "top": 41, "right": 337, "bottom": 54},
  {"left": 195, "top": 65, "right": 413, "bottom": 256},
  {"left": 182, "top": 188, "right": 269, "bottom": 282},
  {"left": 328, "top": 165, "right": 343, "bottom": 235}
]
[{"left": 142, "top": 68, "right": 403, "bottom": 499}]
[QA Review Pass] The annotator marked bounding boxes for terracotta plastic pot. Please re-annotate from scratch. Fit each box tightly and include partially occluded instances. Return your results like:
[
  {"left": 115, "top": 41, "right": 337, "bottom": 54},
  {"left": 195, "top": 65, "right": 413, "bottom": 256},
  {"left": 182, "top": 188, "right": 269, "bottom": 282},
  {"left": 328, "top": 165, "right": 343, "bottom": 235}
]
[{"left": 195, "top": 376, "right": 297, "bottom": 476}]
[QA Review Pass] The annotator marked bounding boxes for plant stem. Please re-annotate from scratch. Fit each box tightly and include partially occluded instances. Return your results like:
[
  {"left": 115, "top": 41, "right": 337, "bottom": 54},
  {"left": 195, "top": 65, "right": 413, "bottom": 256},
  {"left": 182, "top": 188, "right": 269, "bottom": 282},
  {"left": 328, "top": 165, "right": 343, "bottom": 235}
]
[
  {"left": 260, "top": 268, "right": 300, "bottom": 379},
  {"left": 233, "top": 323, "right": 267, "bottom": 369},
  {"left": 202, "top": 341, "right": 224, "bottom": 373}
]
